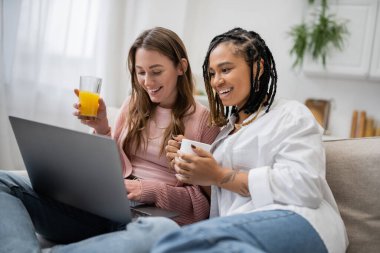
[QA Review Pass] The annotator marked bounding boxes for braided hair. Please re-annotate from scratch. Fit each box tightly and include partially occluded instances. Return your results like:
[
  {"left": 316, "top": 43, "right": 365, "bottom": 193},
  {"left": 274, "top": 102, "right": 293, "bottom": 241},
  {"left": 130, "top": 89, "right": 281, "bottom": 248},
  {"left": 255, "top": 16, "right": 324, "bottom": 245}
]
[{"left": 202, "top": 28, "right": 278, "bottom": 126}]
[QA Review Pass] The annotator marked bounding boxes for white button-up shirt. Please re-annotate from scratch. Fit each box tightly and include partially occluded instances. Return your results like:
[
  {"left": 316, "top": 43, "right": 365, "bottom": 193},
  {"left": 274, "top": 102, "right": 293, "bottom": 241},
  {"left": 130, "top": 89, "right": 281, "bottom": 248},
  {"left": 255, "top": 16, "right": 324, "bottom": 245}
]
[{"left": 210, "top": 99, "right": 348, "bottom": 253}]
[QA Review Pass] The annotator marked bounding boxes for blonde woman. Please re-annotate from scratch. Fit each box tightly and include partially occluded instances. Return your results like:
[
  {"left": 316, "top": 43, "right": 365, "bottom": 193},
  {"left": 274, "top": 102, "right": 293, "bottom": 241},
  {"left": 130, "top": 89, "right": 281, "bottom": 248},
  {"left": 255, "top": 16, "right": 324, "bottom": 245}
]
[{"left": 0, "top": 27, "right": 219, "bottom": 253}]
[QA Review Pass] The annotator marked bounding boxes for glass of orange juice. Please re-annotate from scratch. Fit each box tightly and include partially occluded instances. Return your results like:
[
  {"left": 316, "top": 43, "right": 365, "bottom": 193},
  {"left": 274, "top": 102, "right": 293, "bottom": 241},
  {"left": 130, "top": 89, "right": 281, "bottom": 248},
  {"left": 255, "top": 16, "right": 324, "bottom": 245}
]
[{"left": 78, "top": 76, "right": 102, "bottom": 119}]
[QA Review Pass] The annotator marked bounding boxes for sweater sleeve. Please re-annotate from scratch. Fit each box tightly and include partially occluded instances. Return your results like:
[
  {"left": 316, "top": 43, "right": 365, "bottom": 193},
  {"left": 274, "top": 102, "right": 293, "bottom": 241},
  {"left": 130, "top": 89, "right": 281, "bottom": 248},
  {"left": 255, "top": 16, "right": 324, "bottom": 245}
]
[
  {"left": 111, "top": 97, "right": 130, "bottom": 141},
  {"left": 193, "top": 103, "right": 220, "bottom": 144},
  {"left": 135, "top": 103, "right": 216, "bottom": 226},
  {"left": 199, "top": 112, "right": 220, "bottom": 145},
  {"left": 139, "top": 180, "right": 210, "bottom": 226}
]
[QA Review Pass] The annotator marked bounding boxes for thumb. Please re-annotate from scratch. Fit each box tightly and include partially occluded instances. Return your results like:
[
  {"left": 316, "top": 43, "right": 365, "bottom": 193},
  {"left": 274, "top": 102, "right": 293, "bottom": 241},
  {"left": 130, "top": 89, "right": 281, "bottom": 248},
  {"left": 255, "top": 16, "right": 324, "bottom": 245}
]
[
  {"left": 191, "top": 144, "right": 211, "bottom": 158},
  {"left": 98, "top": 97, "right": 106, "bottom": 108},
  {"left": 74, "top": 89, "right": 80, "bottom": 97}
]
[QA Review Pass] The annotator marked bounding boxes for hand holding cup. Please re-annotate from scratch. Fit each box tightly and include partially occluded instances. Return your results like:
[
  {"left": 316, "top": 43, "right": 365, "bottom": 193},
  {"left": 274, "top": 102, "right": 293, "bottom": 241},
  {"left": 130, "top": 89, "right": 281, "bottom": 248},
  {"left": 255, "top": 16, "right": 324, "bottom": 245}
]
[
  {"left": 174, "top": 139, "right": 219, "bottom": 197},
  {"left": 73, "top": 76, "right": 110, "bottom": 134},
  {"left": 179, "top": 139, "right": 211, "bottom": 156}
]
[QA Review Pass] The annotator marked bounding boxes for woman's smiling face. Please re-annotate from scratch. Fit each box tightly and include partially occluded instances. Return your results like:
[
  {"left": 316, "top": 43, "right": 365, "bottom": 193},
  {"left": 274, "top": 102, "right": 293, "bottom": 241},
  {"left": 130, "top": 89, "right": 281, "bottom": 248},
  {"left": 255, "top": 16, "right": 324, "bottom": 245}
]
[
  {"left": 208, "top": 42, "right": 252, "bottom": 109},
  {"left": 135, "top": 48, "right": 182, "bottom": 108}
]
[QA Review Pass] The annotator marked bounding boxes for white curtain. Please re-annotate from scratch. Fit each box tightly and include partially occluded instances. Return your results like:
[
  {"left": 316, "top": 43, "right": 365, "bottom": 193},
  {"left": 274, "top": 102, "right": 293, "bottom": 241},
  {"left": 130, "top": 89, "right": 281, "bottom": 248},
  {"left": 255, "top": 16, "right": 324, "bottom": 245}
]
[
  {"left": 1, "top": 0, "right": 22, "bottom": 170},
  {"left": 1, "top": 0, "right": 193, "bottom": 170},
  {"left": 1, "top": 0, "right": 130, "bottom": 169}
]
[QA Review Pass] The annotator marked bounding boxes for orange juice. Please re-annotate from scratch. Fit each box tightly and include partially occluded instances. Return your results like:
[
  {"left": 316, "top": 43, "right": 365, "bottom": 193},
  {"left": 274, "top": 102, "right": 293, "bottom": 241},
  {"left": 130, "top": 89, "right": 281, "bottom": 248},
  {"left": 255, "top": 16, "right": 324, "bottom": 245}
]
[{"left": 79, "top": 91, "right": 100, "bottom": 117}]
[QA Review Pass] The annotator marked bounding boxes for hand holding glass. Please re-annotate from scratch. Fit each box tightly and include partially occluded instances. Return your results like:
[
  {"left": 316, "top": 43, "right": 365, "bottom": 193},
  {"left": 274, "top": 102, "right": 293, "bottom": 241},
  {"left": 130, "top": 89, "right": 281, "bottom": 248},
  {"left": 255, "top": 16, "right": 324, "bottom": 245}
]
[{"left": 78, "top": 76, "right": 102, "bottom": 119}]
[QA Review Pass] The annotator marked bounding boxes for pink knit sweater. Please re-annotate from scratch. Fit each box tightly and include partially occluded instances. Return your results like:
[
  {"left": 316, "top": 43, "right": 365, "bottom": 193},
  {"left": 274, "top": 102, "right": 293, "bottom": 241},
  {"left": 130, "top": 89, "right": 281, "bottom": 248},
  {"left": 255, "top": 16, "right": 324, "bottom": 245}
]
[{"left": 110, "top": 98, "right": 220, "bottom": 225}]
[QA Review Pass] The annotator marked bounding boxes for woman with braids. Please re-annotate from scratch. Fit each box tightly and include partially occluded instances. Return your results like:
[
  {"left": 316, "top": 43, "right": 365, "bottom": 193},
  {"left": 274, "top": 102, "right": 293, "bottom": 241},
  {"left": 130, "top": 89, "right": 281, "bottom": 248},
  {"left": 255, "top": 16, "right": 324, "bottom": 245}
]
[
  {"left": 0, "top": 27, "right": 219, "bottom": 253},
  {"left": 155, "top": 28, "right": 348, "bottom": 253}
]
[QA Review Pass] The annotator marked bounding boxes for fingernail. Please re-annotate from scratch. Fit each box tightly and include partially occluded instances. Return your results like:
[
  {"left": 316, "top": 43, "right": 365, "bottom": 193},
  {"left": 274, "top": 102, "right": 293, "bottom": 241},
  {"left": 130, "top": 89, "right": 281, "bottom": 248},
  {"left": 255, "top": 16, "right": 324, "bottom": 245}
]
[{"left": 191, "top": 144, "right": 196, "bottom": 149}]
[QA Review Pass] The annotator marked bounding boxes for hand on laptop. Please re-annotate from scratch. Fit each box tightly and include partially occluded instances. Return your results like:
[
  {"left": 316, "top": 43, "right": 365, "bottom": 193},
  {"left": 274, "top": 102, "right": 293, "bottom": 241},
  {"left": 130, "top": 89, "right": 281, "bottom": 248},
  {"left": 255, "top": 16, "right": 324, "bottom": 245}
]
[
  {"left": 124, "top": 179, "right": 142, "bottom": 201},
  {"left": 73, "top": 89, "right": 110, "bottom": 135}
]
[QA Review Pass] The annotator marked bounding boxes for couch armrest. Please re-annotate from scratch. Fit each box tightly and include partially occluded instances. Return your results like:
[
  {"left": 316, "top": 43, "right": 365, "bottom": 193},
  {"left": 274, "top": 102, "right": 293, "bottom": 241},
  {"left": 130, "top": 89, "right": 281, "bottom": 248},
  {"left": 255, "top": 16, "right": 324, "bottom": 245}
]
[{"left": 324, "top": 137, "right": 380, "bottom": 253}]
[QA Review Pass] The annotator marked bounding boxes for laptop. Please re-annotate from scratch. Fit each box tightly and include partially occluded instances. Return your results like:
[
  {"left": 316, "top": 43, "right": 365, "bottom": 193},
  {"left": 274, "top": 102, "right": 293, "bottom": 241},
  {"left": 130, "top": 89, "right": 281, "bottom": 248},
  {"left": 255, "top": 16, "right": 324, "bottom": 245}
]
[{"left": 9, "top": 116, "right": 178, "bottom": 223}]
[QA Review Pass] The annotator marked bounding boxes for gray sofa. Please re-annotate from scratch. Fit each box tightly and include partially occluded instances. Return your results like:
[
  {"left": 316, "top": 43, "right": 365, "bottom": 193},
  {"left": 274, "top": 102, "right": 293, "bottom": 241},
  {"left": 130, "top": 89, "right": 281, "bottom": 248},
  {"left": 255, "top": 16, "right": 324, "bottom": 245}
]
[
  {"left": 324, "top": 137, "right": 380, "bottom": 253},
  {"left": 10, "top": 137, "right": 380, "bottom": 252}
]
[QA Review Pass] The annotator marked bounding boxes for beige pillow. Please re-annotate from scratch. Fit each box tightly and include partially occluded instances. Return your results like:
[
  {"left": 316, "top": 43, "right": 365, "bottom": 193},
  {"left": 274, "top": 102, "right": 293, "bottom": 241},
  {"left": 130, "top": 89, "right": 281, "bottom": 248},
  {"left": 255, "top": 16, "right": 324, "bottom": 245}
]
[{"left": 324, "top": 138, "right": 380, "bottom": 253}]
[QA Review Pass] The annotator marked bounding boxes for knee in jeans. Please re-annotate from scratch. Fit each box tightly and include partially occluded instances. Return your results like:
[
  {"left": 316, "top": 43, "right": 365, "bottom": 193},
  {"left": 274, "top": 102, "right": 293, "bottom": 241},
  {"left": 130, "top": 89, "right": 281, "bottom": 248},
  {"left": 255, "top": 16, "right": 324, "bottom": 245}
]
[
  {"left": 0, "top": 171, "right": 17, "bottom": 183},
  {"left": 138, "top": 217, "right": 179, "bottom": 232},
  {"left": 0, "top": 171, "right": 12, "bottom": 192}
]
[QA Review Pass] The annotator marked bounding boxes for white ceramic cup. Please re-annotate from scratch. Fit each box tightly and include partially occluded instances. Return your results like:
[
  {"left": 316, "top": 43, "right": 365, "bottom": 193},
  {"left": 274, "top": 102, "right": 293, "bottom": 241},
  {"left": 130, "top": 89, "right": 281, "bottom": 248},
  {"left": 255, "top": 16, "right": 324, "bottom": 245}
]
[{"left": 179, "top": 139, "right": 211, "bottom": 155}]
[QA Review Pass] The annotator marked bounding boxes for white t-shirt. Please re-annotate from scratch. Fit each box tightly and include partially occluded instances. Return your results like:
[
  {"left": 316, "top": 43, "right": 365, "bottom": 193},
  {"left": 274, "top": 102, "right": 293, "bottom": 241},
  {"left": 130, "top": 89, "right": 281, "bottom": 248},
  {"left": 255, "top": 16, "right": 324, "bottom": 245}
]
[{"left": 209, "top": 99, "right": 348, "bottom": 253}]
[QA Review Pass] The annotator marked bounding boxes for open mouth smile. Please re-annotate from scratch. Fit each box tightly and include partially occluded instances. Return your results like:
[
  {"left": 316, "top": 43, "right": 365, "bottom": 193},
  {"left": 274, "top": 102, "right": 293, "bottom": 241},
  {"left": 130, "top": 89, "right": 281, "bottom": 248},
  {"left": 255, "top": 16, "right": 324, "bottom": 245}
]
[
  {"left": 218, "top": 87, "right": 233, "bottom": 97},
  {"left": 148, "top": 86, "right": 163, "bottom": 94}
]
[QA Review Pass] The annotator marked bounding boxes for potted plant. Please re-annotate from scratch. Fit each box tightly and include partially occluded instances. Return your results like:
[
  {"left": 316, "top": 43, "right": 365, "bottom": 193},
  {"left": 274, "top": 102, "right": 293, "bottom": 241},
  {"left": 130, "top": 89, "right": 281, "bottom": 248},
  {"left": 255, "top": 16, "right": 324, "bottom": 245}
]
[{"left": 289, "top": 0, "right": 349, "bottom": 68}]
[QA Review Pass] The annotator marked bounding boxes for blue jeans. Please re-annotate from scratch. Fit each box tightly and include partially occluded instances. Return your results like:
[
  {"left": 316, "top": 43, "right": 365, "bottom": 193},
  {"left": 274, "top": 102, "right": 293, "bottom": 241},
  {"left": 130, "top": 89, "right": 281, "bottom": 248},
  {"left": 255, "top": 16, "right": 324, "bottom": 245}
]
[
  {"left": 152, "top": 210, "right": 328, "bottom": 253},
  {"left": 50, "top": 217, "right": 179, "bottom": 253},
  {"left": 0, "top": 171, "right": 179, "bottom": 253}
]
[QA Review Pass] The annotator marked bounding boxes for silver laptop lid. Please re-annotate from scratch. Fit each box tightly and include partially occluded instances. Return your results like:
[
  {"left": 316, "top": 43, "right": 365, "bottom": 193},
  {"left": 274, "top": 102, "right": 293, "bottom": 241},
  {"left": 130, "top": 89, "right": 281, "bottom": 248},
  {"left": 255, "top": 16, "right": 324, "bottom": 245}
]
[{"left": 9, "top": 116, "right": 131, "bottom": 223}]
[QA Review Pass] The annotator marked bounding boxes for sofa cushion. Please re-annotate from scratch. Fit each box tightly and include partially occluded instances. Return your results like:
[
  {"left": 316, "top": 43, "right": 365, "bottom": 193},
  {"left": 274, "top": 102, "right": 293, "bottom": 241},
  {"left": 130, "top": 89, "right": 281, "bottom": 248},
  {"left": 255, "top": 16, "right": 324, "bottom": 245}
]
[{"left": 324, "top": 138, "right": 380, "bottom": 253}]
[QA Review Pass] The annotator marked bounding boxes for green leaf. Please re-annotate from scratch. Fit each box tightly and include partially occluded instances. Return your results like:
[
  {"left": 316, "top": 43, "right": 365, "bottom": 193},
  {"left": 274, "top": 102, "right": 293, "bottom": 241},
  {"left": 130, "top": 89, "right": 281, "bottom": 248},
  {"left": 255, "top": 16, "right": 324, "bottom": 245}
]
[
  {"left": 289, "top": 23, "right": 309, "bottom": 67},
  {"left": 309, "top": 14, "right": 348, "bottom": 66},
  {"left": 288, "top": 0, "right": 349, "bottom": 68}
]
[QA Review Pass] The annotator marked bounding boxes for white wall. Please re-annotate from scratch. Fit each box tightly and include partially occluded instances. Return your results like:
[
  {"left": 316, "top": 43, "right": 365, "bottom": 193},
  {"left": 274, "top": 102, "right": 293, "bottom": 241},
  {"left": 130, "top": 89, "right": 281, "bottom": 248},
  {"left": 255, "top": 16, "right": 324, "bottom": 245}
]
[{"left": 125, "top": 0, "right": 380, "bottom": 138}]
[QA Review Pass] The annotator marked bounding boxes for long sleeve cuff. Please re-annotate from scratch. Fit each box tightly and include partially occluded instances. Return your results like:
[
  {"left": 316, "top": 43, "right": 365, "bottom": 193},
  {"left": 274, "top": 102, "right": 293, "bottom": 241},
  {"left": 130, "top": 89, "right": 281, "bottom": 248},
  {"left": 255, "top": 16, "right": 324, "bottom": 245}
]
[
  {"left": 93, "top": 126, "right": 112, "bottom": 136},
  {"left": 140, "top": 179, "right": 162, "bottom": 204},
  {"left": 249, "top": 166, "right": 274, "bottom": 208}
]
